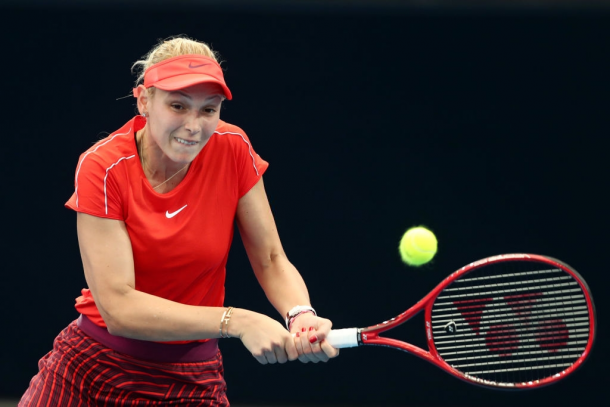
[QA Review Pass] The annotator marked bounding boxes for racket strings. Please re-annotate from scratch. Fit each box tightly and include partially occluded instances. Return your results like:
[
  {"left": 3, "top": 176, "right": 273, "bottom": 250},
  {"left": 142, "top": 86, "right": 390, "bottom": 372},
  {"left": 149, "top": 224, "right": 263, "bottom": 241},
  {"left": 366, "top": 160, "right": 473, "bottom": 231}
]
[
  {"left": 430, "top": 260, "right": 591, "bottom": 386},
  {"left": 434, "top": 322, "right": 590, "bottom": 343},
  {"left": 434, "top": 299, "right": 587, "bottom": 321}
]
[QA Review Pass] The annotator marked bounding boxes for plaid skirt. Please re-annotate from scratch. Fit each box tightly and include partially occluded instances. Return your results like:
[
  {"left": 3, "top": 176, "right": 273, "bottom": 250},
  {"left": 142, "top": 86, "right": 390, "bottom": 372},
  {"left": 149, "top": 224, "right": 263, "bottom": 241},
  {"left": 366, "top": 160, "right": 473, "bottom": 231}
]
[{"left": 19, "top": 317, "right": 229, "bottom": 406}]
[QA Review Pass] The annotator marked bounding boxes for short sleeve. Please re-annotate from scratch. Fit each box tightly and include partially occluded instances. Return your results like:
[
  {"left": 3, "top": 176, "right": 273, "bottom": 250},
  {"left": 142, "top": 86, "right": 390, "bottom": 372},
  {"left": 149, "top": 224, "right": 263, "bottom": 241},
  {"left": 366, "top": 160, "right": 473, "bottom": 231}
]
[
  {"left": 230, "top": 129, "right": 269, "bottom": 197},
  {"left": 65, "top": 152, "right": 125, "bottom": 220}
]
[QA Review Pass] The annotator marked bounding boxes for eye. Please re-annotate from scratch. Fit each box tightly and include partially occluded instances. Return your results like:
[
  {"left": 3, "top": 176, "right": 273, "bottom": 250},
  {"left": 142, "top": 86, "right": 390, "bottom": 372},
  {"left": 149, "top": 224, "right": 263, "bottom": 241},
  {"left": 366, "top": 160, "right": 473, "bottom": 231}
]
[
  {"left": 204, "top": 108, "right": 217, "bottom": 114},
  {"left": 171, "top": 103, "right": 185, "bottom": 111}
]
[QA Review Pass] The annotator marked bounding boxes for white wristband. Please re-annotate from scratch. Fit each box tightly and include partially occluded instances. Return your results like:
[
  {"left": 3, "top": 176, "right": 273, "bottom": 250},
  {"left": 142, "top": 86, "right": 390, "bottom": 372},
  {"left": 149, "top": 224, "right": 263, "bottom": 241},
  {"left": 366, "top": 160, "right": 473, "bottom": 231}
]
[{"left": 285, "top": 305, "right": 316, "bottom": 330}]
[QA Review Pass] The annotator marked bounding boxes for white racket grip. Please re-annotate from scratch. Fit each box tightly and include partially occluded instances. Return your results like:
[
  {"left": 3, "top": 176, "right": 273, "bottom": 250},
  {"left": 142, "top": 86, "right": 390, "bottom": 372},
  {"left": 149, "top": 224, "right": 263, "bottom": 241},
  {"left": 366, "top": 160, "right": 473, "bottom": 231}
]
[{"left": 326, "top": 328, "right": 359, "bottom": 348}]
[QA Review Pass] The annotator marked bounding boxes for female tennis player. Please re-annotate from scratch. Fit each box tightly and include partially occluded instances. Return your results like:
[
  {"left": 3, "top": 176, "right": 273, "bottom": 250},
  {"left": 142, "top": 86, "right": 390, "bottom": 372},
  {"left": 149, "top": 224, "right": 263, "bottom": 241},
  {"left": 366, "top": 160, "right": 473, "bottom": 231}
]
[{"left": 20, "top": 36, "right": 338, "bottom": 406}]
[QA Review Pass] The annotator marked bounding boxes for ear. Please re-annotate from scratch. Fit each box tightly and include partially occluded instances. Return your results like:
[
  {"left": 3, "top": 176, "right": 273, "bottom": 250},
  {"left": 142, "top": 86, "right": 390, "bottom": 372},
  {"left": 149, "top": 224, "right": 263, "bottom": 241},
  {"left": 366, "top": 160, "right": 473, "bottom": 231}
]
[{"left": 135, "top": 85, "right": 149, "bottom": 115}]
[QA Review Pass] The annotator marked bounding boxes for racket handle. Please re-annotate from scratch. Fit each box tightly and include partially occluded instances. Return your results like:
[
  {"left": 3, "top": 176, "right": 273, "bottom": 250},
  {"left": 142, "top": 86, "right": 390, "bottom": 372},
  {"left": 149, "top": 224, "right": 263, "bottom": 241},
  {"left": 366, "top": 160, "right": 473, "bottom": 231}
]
[{"left": 325, "top": 328, "right": 359, "bottom": 348}]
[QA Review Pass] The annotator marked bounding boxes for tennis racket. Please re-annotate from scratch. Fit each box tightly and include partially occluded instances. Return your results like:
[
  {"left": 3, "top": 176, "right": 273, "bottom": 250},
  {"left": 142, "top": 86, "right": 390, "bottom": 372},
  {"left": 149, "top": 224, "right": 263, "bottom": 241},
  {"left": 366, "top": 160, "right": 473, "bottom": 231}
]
[{"left": 326, "top": 254, "right": 596, "bottom": 389}]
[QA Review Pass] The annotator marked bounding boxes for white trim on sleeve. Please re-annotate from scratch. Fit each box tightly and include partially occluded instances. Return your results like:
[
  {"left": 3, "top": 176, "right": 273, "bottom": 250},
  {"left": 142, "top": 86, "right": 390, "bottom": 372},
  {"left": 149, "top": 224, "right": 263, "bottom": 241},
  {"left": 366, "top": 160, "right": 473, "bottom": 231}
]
[
  {"left": 104, "top": 155, "right": 136, "bottom": 215},
  {"left": 214, "top": 131, "right": 260, "bottom": 176},
  {"left": 74, "top": 128, "right": 132, "bottom": 208}
]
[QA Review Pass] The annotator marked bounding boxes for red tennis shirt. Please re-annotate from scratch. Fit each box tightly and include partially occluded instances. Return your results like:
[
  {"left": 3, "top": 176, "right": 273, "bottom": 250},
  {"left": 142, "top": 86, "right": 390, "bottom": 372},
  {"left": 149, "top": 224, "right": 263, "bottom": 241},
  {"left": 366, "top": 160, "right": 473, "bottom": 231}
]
[{"left": 65, "top": 115, "right": 268, "bottom": 329}]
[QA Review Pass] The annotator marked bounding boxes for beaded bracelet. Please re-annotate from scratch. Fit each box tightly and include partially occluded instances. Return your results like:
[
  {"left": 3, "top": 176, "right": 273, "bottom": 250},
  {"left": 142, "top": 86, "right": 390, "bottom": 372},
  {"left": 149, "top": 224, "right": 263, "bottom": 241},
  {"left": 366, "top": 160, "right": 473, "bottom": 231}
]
[
  {"left": 287, "top": 310, "right": 315, "bottom": 331},
  {"left": 285, "top": 305, "right": 317, "bottom": 331}
]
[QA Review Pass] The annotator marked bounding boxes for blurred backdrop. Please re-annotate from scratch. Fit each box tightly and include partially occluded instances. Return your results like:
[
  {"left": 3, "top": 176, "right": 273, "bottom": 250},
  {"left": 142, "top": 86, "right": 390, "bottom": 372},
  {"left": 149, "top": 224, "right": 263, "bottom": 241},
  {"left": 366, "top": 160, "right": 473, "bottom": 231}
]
[{"left": 0, "top": 0, "right": 608, "bottom": 406}]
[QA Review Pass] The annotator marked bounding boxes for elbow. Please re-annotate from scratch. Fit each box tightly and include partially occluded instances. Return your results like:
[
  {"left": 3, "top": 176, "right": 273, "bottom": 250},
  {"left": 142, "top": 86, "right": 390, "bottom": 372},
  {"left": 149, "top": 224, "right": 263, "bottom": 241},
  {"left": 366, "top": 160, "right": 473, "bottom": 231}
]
[
  {"left": 96, "top": 294, "right": 132, "bottom": 337},
  {"left": 100, "top": 307, "right": 125, "bottom": 336},
  {"left": 104, "top": 315, "right": 125, "bottom": 336}
]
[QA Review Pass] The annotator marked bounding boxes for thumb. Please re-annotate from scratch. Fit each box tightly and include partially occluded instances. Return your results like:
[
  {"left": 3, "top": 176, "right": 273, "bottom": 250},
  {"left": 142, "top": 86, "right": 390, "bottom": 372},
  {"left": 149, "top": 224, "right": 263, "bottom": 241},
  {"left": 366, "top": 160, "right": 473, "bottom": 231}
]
[
  {"left": 285, "top": 335, "right": 299, "bottom": 361},
  {"left": 312, "top": 329, "right": 327, "bottom": 343}
]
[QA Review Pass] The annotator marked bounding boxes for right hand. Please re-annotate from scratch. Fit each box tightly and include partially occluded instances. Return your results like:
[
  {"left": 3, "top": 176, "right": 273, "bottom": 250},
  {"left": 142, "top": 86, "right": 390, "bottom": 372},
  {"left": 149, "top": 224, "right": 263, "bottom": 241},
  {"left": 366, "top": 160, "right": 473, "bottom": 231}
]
[{"left": 230, "top": 309, "right": 299, "bottom": 364}]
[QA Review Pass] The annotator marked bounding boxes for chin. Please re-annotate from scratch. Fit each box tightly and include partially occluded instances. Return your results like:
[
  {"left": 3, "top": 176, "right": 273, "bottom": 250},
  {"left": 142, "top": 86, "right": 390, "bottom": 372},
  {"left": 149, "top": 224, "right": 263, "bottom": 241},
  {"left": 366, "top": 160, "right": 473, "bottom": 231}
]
[{"left": 176, "top": 150, "right": 200, "bottom": 162}]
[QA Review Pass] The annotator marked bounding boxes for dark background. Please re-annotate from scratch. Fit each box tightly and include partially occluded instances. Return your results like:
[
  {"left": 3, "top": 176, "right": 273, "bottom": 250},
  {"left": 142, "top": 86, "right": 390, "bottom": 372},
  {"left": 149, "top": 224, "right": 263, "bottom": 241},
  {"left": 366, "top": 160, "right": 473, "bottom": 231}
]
[{"left": 0, "top": 0, "right": 608, "bottom": 406}]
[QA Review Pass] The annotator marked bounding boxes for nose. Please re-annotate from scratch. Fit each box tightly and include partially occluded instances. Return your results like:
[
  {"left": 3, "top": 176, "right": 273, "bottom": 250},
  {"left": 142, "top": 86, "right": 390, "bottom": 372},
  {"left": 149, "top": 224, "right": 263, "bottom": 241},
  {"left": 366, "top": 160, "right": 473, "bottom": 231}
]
[{"left": 184, "top": 114, "right": 202, "bottom": 135}]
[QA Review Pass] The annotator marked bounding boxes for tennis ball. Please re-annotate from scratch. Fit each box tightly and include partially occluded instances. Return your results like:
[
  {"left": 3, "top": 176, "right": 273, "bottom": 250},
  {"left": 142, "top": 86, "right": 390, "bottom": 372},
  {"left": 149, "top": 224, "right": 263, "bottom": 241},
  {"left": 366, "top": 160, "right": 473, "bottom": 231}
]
[{"left": 398, "top": 226, "right": 437, "bottom": 267}]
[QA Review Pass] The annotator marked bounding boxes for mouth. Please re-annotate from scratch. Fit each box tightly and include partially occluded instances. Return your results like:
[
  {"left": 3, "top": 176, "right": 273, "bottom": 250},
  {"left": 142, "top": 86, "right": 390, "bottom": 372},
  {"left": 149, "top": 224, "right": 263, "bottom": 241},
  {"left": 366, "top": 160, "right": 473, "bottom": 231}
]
[{"left": 174, "top": 136, "right": 198, "bottom": 146}]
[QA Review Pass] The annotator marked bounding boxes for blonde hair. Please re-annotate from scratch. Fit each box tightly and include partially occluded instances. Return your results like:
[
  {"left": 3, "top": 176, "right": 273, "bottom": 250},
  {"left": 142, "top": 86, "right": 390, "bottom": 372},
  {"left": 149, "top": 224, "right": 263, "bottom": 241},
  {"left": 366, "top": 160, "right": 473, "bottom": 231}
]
[{"left": 132, "top": 36, "right": 221, "bottom": 93}]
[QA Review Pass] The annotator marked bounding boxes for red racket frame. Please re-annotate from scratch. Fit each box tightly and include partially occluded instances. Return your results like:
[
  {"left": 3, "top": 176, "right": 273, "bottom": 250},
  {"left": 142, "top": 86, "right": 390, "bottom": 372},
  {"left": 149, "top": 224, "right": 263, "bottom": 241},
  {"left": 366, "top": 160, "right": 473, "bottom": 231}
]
[{"left": 356, "top": 254, "right": 596, "bottom": 389}]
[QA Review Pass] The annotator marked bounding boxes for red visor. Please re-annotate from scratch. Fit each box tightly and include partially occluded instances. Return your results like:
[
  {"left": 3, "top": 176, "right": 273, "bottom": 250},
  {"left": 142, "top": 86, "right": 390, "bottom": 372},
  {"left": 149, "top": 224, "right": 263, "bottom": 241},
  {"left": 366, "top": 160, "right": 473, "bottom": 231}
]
[{"left": 133, "top": 54, "right": 232, "bottom": 99}]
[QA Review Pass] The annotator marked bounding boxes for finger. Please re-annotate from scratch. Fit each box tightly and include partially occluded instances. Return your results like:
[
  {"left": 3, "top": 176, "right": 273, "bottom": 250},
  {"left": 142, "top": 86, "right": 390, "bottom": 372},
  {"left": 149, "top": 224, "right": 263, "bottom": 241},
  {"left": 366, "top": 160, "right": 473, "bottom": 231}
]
[
  {"left": 311, "top": 328, "right": 327, "bottom": 343},
  {"left": 320, "top": 340, "right": 340, "bottom": 359},
  {"left": 302, "top": 327, "right": 320, "bottom": 363},
  {"left": 298, "top": 328, "right": 315, "bottom": 363},
  {"left": 286, "top": 334, "right": 299, "bottom": 361},
  {"left": 307, "top": 334, "right": 329, "bottom": 363},
  {"left": 274, "top": 345, "right": 289, "bottom": 364},
  {"left": 265, "top": 349, "right": 278, "bottom": 364},
  {"left": 310, "top": 340, "right": 329, "bottom": 363},
  {"left": 294, "top": 331, "right": 309, "bottom": 363},
  {"left": 253, "top": 353, "right": 268, "bottom": 365}
]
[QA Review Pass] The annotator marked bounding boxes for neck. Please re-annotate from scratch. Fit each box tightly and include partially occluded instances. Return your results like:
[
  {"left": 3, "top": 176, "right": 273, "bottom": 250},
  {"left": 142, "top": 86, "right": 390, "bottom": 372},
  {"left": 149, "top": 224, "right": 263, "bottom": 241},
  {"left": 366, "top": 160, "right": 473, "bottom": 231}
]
[{"left": 137, "top": 128, "right": 190, "bottom": 191}]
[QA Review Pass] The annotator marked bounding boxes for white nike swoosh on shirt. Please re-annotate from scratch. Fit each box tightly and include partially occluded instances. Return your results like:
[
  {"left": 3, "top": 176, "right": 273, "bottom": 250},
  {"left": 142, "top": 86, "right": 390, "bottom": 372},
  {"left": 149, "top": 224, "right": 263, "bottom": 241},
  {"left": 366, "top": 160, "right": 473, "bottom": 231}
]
[{"left": 166, "top": 204, "right": 188, "bottom": 218}]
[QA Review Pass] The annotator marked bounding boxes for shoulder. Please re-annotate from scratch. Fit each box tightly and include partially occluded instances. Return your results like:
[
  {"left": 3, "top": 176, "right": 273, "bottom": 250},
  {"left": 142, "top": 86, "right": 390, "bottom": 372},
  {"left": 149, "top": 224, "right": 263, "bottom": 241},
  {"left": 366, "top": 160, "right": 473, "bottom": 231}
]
[
  {"left": 212, "top": 121, "right": 268, "bottom": 181},
  {"left": 77, "top": 119, "right": 138, "bottom": 172},
  {"left": 215, "top": 120, "right": 247, "bottom": 136},
  {"left": 214, "top": 120, "right": 252, "bottom": 144}
]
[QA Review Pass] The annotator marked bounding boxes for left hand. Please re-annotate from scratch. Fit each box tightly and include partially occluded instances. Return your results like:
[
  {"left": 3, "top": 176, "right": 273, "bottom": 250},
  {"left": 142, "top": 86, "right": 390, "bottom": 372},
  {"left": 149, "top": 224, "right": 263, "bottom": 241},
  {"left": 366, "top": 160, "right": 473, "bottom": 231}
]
[{"left": 289, "top": 312, "right": 340, "bottom": 363}]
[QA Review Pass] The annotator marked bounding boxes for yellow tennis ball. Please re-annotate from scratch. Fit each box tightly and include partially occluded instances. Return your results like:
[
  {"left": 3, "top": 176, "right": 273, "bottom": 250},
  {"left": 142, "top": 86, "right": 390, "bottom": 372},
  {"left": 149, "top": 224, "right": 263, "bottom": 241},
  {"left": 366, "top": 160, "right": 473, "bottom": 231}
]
[{"left": 398, "top": 226, "right": 438, "bottom": 266}]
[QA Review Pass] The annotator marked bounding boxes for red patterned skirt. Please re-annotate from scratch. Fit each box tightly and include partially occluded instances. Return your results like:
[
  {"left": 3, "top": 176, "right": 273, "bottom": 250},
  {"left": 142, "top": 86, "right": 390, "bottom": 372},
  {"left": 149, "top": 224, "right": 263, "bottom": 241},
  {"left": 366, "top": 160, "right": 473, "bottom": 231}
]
[{"left": 20, "top": 317, "right": 229, "bottom": 406}]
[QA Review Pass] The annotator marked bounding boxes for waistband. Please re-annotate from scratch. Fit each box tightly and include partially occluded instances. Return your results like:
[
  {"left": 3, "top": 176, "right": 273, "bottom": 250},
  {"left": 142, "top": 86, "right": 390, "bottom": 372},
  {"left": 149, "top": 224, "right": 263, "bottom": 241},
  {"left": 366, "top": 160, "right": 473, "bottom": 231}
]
[{"left": 77, "top": 314, "right": 219, "bottom": 363}]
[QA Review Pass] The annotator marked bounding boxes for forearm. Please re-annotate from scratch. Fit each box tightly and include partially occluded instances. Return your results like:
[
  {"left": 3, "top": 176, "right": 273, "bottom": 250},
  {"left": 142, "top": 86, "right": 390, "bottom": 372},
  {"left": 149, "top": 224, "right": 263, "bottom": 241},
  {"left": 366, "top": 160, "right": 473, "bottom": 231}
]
[
  {"left": 252, "top": 252, "right": 311, "bottom": 318},
  {"left": 236, "top": 179, "right": 312, "bottom": 320},
  {"left": 100, "top": 289, "right": 255, "bottom": 342}
]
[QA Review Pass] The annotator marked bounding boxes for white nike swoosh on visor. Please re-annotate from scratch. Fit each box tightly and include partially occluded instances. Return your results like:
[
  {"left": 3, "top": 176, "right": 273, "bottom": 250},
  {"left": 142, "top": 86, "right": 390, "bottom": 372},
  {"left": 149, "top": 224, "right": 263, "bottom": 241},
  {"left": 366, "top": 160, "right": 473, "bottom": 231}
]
[{"left": 166, "top": 204, "right": 188, "bottom": 218}]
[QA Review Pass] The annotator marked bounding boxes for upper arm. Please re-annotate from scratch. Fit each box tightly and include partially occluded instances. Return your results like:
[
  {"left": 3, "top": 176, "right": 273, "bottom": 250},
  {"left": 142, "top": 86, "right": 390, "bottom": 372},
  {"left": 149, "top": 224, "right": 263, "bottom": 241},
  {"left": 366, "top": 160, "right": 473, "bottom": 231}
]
[
  {"left": 76, "top": 212, "right": 135, "bottom": 325},
  {"left": 236, "top": 178, "right": 286, "bottom": 271}
]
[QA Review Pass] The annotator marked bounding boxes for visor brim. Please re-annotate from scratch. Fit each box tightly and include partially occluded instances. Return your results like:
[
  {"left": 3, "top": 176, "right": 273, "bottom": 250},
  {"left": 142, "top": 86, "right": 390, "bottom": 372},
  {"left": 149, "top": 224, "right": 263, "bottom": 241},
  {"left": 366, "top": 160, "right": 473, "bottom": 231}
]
[{"left": 153, "top": 74, "right": 232, "bottom": 100}]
